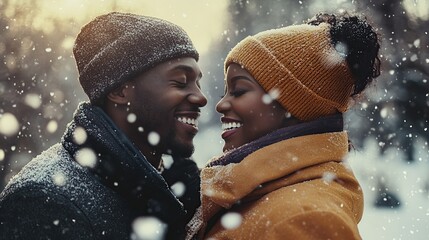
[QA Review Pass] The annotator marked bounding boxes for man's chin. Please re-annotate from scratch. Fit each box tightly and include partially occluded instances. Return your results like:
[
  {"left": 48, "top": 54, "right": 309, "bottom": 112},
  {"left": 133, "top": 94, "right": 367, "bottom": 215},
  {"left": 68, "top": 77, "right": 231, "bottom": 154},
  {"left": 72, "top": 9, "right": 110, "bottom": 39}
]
[{"left": 169, "top": 143, "right": 194, "bottom": 158}]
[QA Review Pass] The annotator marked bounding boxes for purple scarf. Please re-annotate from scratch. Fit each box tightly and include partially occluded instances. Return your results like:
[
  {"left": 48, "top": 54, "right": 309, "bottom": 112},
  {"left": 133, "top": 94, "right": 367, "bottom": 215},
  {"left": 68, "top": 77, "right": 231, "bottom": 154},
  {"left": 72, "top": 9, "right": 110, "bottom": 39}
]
[{"left": 208, "top": 114, "right": 344, "bottom": 167}]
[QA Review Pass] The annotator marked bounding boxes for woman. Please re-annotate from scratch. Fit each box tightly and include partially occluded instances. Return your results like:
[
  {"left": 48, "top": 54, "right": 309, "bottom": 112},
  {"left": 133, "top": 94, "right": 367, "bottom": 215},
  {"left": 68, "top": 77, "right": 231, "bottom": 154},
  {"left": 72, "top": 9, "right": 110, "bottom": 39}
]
[{"left": 187, "top": 12, "right": 380, "bottom": 240}]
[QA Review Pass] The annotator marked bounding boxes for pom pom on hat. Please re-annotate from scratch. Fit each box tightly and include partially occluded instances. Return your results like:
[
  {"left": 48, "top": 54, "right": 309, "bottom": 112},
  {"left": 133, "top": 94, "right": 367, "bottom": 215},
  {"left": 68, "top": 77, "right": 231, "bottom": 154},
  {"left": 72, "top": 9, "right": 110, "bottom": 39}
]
[
  {"left": 225, "top": 23, "right": 355, "bottom": 121},
  {"left": 73, "top": 12, "right": 199, "bottom": 104}
]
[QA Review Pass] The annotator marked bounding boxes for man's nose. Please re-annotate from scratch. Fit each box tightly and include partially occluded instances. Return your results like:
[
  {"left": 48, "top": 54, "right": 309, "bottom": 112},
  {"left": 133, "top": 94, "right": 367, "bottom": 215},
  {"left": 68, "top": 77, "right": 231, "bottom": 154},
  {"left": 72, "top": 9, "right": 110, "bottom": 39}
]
[{"left": 188, "top": 88, "right": 207, "bottom": 107}]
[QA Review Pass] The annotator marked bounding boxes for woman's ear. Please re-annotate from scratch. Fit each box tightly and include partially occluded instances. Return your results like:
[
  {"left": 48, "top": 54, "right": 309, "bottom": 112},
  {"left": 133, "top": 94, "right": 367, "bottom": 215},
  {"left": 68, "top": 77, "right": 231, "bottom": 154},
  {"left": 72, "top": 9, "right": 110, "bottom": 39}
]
[{"left": 106, "top": 83, "right": 132, "bottom": 104}]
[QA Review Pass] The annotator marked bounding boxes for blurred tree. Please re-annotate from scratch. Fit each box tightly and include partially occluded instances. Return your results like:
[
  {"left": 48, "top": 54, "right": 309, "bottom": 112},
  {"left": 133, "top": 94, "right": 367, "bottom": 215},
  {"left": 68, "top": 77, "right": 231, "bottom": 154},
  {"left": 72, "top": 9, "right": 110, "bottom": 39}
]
[
  {"left": 346, "top": 0, "right": 429, "bottom": 209},
  {"left": 350, "top": 0, "right": 429, "bottom": 163},
  {"left": 0, "top": 0, "right": 84, "bottom": 189}
]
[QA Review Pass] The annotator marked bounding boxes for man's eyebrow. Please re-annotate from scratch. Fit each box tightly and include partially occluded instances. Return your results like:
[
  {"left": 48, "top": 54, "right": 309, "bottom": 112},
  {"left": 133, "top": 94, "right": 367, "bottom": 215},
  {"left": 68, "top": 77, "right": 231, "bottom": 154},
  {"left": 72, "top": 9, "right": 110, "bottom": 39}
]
[
  {"left": 170, "top": 65, "right": 203, "bottom": 81},
  {"left": 171, "top": 65, "right": 202, "bottom": 79}
]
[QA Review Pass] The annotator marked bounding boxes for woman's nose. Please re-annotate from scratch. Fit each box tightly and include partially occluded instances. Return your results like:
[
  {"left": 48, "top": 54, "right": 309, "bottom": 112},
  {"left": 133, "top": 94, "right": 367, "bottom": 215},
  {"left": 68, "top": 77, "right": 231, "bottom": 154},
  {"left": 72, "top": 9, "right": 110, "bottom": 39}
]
[{"left": 215, "top": 96, "right": 231, "bottom": 113}]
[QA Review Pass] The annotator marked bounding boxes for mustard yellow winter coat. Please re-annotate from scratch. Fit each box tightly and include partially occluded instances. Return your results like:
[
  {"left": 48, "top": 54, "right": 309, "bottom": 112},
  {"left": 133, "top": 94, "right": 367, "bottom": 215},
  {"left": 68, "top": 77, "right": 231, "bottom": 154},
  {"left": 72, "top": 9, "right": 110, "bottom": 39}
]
[{"left": 188, "top": 131, "right": 363, "bottom": 240}]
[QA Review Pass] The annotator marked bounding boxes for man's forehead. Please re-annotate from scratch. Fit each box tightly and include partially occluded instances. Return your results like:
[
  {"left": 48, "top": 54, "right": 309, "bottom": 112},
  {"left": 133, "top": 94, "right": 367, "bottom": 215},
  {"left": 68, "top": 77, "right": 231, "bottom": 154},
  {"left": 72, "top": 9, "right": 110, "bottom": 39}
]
[{"left": 164, "top": 59, "right": 202, "bottom": 77}]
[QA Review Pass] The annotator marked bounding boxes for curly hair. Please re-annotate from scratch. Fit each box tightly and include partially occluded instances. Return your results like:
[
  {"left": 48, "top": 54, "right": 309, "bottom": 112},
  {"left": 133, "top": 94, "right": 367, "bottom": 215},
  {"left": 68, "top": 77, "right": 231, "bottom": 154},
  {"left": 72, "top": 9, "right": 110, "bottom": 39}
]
[{"left": 308, "top": 12, "right": 381, "bottom": 96}]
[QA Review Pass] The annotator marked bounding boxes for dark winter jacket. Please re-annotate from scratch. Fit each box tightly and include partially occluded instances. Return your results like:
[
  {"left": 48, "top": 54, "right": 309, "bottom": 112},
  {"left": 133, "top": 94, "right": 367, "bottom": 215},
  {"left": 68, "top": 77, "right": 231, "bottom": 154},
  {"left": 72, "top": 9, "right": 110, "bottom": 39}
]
[{"left": 0, "top": 102, "right": 200, "bottom": 240}]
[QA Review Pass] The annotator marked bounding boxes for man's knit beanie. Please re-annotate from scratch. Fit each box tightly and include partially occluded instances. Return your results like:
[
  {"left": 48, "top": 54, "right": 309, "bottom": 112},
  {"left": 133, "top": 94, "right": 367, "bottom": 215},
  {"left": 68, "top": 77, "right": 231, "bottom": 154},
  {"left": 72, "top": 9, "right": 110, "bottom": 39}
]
[
  {"left": 225, "top": 23, "right": 355, "bottom": 121},
  {"left": 73, "top": 12, "right": 199, "bottom": 104}
]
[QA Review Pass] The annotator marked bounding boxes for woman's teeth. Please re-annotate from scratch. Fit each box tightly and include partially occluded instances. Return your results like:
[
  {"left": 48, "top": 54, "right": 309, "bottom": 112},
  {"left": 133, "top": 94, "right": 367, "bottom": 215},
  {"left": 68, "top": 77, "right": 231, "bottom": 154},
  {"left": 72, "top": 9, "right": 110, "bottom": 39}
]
[
  {"left": 177, "top": 117, "right": 198, "bottom": 127},
  {"left": 222, "top": 122, "right": 242, "bottom": 131}
]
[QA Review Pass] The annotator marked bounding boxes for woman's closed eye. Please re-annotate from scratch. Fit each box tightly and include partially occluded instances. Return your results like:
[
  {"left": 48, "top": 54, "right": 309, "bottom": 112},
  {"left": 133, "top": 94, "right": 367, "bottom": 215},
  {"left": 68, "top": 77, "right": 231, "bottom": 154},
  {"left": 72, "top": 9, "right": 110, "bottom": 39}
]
[
  {"left": 219, "top": 89, "right": 246, "bottom": 99},
  {"left": 230, "top": 89, "right": 247, "bottom": 97}
]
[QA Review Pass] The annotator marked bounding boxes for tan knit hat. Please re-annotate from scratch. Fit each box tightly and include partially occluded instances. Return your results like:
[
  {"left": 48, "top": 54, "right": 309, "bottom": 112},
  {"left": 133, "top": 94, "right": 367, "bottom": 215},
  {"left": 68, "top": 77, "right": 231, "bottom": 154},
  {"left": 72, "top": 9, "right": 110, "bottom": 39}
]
[{"left": 225, "top": 23, "right": 355, "bottom": 121}]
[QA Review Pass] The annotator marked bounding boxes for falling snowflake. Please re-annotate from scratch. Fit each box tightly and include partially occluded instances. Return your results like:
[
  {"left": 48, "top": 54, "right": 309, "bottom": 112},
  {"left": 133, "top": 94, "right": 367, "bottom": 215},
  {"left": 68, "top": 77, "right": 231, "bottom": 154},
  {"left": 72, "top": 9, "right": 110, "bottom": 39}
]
[
  {"left": 262, "top": 88, "right": 280, "bottom": 104},
  {"left": 75, "top": 148, "right": 97, "bottom": 168},
  {"left": 162, "top": 155, "right": 174, "bottom": 169},
  {"left": 73, "top": 126, "right": 87, "bottom": 145},
  {"left": 0, "top": 113, "right": 20, "bottom": 136},
  {"left": 322, "top": 171, "right": 337, "bottom": 184},
  {"left": 148, "top": 132, "right": 160, "bottom": 146},
  {"left": 221, "top": 212, "right": 242, "bottom": 230},
  {"left": 127, "top": 113, "right": 137, "bottom": 123},
  {"left": 132, "top": 216, "right": 166, "bottom": 240},
  {"left": 171, "top": 181, "right": 186, "bottom": 197},
  {"left": 52, "top": 172, "right": 66, "bottom": 186},
  {"left": 24, "top": 93, "right": 42, "bottom": 109},
  {"left": 334, "top": 41, "right": 348, "bottom": 57},
  {"left": 0, "top": 149, "right": 5, "bottom": 161},
  {"left": 46, "top": 120, "right": 58, "bottom": 133}
]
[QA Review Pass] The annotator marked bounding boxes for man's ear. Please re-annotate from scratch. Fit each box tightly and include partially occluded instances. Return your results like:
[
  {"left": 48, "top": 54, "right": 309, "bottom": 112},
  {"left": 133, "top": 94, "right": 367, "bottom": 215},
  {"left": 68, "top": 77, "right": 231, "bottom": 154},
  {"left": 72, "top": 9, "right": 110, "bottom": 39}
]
[{"left": 106, "top": 83, "right": 132, "bottom": 104}]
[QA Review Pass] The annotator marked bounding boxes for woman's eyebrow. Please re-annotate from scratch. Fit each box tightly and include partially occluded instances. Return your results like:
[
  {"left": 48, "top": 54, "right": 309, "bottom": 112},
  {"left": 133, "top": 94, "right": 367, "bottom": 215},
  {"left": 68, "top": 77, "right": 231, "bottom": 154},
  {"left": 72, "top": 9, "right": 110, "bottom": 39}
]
[{"left": 229, "top": 75, "right": 253, "bottom": 84}]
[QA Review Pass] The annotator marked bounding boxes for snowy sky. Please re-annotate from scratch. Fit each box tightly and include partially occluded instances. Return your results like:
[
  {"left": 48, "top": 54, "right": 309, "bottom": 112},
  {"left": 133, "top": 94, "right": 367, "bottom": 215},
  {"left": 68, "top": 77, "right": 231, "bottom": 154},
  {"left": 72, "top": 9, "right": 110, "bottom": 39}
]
[{"left": 31, "top": 0, "right": 229, "bottom": 55}]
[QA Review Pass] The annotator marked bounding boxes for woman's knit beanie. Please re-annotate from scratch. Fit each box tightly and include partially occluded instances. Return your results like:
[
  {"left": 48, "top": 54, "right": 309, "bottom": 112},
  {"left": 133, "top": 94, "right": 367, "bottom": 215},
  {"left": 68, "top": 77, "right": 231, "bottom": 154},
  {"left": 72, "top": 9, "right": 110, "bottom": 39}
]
[
  {"left": 225, "top": 23, "right": 355, "bottom": 121},
  {"left": 73, "top": 12, "right": 199, "bottom": 104}
]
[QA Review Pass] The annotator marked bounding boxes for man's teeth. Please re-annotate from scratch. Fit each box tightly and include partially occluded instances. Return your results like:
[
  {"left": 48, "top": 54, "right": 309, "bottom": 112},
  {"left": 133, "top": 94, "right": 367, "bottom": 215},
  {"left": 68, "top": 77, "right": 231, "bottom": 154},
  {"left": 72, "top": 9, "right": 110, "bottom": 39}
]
[
  {"left": 177, "top": 117, "right": 198, "bottom": 127},
  {"left": 222, "top": 122, "right": 242, "bottom": 131}
]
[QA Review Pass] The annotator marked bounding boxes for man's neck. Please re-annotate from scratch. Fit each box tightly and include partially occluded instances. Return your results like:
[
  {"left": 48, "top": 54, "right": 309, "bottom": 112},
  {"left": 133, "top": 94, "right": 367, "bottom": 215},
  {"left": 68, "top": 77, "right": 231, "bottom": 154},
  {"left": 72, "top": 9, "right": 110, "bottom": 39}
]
[{"left": 102, "top": 102, "right": 164, "bottom": 170}]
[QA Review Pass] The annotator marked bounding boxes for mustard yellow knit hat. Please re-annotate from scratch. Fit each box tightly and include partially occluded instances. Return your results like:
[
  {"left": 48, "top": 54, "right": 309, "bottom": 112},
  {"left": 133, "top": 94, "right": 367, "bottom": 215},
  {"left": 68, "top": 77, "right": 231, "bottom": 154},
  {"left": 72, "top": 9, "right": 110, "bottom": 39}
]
[{"left": 225, "top": 23, "right": 355, "bottom": 121}]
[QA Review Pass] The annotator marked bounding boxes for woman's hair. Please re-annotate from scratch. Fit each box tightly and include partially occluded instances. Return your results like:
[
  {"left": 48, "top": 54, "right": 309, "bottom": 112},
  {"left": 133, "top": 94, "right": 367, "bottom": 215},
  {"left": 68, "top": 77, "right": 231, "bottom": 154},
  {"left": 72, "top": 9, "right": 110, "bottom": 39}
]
[{"left": 308, "top": 13, "right": 381, "bottom": 96}]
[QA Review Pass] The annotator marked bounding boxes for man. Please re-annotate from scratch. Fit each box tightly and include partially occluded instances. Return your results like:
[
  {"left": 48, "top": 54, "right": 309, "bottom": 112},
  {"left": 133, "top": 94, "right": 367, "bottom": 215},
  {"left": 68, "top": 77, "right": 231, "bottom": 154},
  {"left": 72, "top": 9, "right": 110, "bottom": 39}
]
[{"left": 0, "top": 12, "right": 207, "bottom": 239}]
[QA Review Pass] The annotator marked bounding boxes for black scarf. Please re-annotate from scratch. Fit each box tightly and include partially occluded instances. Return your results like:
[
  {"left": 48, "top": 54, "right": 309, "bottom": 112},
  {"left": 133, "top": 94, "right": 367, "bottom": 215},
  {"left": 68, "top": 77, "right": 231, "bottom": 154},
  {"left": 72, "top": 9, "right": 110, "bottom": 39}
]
[
  {"left": 62, "top": 102, "right": 187, "bottom": 239},
  {"left": 208, "top": 114, "right": 344, "bottom": 167}
]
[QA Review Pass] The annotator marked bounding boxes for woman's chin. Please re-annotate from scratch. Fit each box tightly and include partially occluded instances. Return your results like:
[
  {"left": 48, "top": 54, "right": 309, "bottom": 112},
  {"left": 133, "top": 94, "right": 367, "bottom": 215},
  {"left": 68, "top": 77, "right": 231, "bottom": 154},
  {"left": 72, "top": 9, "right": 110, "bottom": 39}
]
[{"left": 222, "top": 142, "right": 241, "bottom": 153}]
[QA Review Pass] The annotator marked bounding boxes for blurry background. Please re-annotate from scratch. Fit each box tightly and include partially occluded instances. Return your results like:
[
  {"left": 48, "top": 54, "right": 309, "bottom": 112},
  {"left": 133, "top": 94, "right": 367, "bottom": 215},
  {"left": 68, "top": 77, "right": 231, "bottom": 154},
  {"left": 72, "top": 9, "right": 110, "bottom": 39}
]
[{"left": 1, "top": 0, "right": 428, "bottom": 239}]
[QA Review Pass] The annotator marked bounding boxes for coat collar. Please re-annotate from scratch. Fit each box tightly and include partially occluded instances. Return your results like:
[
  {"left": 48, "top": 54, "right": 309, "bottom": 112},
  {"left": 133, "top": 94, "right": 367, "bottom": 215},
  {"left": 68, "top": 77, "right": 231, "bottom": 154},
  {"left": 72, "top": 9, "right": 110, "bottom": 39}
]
[
  {"left": 61, "top": 102, "right": 186, "bottom": 228},
  {"left": 202, "top": 131, "right": 349, "bottom": 210},
  {"left": 208, "top": 113, "right": 344, "bottom": 167}
]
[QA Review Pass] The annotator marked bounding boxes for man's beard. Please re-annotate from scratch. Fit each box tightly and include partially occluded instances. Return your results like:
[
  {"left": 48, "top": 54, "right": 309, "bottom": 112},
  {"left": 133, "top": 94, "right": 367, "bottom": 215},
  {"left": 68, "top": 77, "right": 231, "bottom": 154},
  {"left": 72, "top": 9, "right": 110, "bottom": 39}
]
[{"left": 167, "top": 132, "right": 194, "bottom": 158}]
